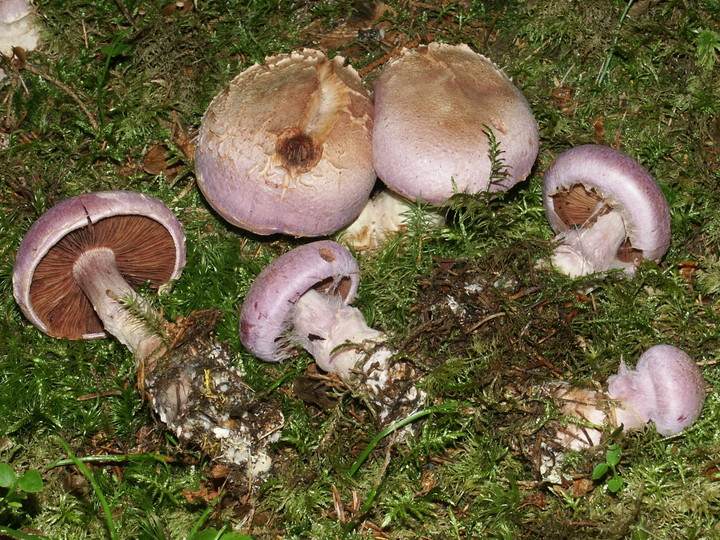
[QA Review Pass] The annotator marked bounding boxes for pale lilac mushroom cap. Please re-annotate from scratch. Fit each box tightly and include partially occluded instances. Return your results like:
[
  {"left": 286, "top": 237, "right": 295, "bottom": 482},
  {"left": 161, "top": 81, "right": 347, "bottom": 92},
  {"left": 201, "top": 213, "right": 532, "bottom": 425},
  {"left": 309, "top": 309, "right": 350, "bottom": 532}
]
[
  {"left": 372, "top": 42, "right": 539, "bottom": 205},
  {"left": 542, "top": 144, "right": 671, "bottom": 277},
  {"left": 607, "top": 345, "right": 705, "bottom": 436},
  {"left": 13, "top": 191, "right": 186, "bottom": 340},
  {"left": 239, "top": 240, "right": 360, "bottom": 363},
  {"left": 195, "top": 49, "right": 376, "bottom": 237}
]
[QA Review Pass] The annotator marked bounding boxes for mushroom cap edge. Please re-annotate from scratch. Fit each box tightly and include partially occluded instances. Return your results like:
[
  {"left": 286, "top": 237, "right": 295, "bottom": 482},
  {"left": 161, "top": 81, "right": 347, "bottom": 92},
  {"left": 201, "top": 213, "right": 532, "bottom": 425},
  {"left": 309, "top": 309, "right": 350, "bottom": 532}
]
[
  {"left": 239, "top": 240, "right": 360, "bottom": 363},
  {"left": 12, "top": 190, "right": 186, "bottom": 339}
]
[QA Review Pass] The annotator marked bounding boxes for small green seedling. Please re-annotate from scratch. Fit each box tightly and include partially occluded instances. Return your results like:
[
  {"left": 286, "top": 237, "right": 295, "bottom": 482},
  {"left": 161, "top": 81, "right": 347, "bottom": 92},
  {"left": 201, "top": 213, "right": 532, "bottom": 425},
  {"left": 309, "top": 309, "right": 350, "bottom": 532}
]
[
  {"left": 592, "top": 444, "right": 624, "bottom": 493},
  {"left": 0, "top": 463, "right": 43, "bottom": 511}
]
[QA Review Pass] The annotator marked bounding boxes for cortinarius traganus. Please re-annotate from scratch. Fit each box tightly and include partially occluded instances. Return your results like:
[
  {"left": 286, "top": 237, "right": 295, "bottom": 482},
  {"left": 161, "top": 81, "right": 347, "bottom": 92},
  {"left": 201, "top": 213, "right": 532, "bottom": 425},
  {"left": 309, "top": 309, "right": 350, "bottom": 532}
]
[
  {"left": 13, "top": 191, "right": 283, "bottom": 478},
  {"left": 542, "top": 144, "right": 671, "bottom": 277},
  {"left": 195, "top": 49, "right": 376, "bottom": 237},
  {"left": 372, "top": 42, "right": 539, "bottom": 205},
  {"left": 553, "top": 344, "right": 705, "bottom": 451},
  {"left": 240, "top": 240, "right": 423, "bottom": 424}
]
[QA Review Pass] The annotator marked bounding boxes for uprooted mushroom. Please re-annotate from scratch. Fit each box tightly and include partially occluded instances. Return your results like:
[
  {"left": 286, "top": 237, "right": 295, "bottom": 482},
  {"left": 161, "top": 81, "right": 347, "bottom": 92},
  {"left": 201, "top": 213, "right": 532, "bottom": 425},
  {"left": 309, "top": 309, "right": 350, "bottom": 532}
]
[
  {"left": 542, "top": 144, "right": 671, "bottom": 278},
  {"left": 13, "top": 190, "right": 283, "bottom": 479},
  {"left": 239, "top": 240, "right": 424, "bottom": 425},
  {"left": 540, "top": 344, "right": 705, "bottom": 479}
]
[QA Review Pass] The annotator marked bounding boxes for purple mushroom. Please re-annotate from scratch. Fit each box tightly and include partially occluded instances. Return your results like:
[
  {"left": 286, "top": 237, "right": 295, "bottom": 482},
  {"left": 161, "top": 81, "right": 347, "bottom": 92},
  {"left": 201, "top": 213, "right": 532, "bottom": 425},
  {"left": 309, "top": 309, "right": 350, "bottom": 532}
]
[
  {"left": 372, "top": 42, "right": 539, "bottom": 205},
  {"left": 552, "top": 345, "right": 705, "bottom": 451},
  {"left": 13, "top": 191, "right": 283, "bottom": 478},
  {"left": 195, "top": 49, "right": 376, "bottom": 237},
  {"left": 542, "top": 144, "right": 671, "bottom": 278},
  {"left": 240, "top": 240, "right": 423, "bottom": 424}
]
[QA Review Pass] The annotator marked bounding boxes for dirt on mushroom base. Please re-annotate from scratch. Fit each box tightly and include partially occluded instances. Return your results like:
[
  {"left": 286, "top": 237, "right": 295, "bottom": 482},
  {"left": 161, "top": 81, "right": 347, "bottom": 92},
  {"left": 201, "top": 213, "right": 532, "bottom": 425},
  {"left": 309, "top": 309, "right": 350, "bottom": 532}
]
[{"left": 143, "top": 310, "right": 284, "bottom": 485}]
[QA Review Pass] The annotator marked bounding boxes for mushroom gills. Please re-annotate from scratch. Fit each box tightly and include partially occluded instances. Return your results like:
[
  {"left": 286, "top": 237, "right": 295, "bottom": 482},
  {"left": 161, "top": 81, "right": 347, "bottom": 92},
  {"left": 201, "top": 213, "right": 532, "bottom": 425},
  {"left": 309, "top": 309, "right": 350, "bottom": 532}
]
[
  {"left": 550, "top": 184, "right": 643, "bottom": 276},
  {"left": 29, "top": 215, "right": 176, "bottom": 339}
]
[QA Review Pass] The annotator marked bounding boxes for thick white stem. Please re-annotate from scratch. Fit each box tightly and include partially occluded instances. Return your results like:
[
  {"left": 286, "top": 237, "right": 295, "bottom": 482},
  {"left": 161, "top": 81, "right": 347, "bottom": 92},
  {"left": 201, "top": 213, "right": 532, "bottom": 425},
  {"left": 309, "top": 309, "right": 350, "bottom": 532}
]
[
  {"left": 72, "top": 247, "right": 164, "bottom": 360},
  {"left": 292, "top": 288, "right": 385, "bottom": 378},
  {"left": 342, "top": 189, "right": 445, "bottom": 251},
  {"left": 292, "top": 289, "right": 424, "bottom": 424},
  {"left": 551, "top": 382, "right": 647, "bottom": 451},
  {"left": 551, "top": 211, "right": 634, "bottom": 277}
]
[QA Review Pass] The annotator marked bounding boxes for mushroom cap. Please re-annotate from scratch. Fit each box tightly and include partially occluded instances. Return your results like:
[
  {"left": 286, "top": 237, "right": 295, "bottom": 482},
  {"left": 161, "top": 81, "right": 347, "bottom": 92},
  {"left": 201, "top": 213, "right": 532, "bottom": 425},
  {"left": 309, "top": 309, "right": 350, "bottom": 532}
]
[
  {"left": 13, "top": 190, "right": 186, "bottom": 340},
  {"left": 543, "top": 144, "right": 671, "bottom": 263},
  {"left": 607, "top": 345, "right": 705, "bottom": 436},
  {"left": 239, "top": 240, "right": 360, "bottom": 363},
  {"left": 195, "top": 49, "right": 376, "bottom": 237},
  {"left": 372, "top": 42, "right": 539, "bottom": 205}
]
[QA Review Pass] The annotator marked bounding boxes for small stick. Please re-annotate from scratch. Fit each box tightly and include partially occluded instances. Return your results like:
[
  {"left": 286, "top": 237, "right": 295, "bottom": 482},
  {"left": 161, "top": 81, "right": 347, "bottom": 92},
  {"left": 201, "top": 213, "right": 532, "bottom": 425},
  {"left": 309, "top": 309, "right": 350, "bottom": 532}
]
[
  {"left": 22, "top": 62, "right": 99, "bottom": 130},
  {"left": 358, "top": 36, "right": 424, "bottom": 77}
]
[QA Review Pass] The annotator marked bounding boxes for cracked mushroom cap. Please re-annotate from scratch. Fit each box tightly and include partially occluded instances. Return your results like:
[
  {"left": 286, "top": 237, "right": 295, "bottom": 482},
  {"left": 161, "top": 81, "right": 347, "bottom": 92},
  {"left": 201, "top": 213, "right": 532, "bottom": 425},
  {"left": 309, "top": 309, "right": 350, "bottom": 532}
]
[
  {"left": 195, "top": 49, "right": 376, "bottom": 237},
  {"left": 543, "top": 144, "right": 671, "bottom": 265},
  {"left": 13, "top": 190, "right": 186, "bottom": 340},
  {"left": 239, "top": 240, "right": 360, "bottom": 362},
  {"left": 607, "top": 345, "right": 705, "bottom": 436},
  {"left": 372, "top": 42, "right": 539, "bottom": 205}
]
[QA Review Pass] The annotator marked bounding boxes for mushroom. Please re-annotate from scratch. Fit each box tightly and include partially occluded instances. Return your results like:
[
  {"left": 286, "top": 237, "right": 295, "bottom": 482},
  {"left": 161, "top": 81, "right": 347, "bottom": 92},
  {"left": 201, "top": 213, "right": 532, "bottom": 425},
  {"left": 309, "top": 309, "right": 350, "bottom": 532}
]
[
  {"left": 371, "top": 42, "right": 539, "bottom": 205},
  {"left": 0, "top": 0, "right": 39, "bottom": 58},
  {"left": 542, "top": 144, "right": 671, "bottom": 278},
  {"left": 13, "top": 191, "right": 283, "bottom": 478},
  {"left": 340, "top": 189, "right": 445, "bottom": 251},
  {"left": 551, "top": 344, "right": 705, "bottom": 451},
  {"left": 239, "top": 240, "right": 423, "bottom": 424},
  {"left": 195, "top": 49, "right": 376, "bottom": 237}
]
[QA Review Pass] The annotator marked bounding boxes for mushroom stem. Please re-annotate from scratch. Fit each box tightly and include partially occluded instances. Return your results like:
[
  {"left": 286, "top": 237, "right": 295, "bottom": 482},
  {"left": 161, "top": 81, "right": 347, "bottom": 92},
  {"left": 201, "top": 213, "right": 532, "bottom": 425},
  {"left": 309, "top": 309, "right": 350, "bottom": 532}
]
[
  {"left": 72, "top": 247, "right": 283, "bottom": 478},
  {"left": 551, "top": 211, "right": 631, "bottom": 277},
  {"left": 72, "top": 247, "right": 165, "bottom": 363},
  {"left": 292, "top": 289, "right": 384, "bottom": 378},
  {"left": 341, "top": 189, "right": 445, "bottom": 251},
  {"left": 550, "top": 383, "right": 647, "bottom": 451},
  {"left": 292, "top": 288, "right": 423, "bottom": 423}
]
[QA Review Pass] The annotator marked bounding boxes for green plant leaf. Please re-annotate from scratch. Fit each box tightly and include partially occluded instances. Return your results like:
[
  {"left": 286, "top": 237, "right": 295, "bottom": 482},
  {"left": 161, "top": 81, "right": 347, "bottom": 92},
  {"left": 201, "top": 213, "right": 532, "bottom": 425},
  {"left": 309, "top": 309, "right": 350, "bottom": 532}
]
[
  {"left": 17, "top": 470, "right": 43, "bottom": 493},
  {"left": 0, "top": 463, "right": 16, "bottom": 488},
  {"left": 592, "top": 462, "right": 608, "bottom": 480},
  {"left": 607, "top": 476, "right": 624, "bottom": 493},
  {"left": 606, "top": 445, "right": 622, "bottom": 468}
]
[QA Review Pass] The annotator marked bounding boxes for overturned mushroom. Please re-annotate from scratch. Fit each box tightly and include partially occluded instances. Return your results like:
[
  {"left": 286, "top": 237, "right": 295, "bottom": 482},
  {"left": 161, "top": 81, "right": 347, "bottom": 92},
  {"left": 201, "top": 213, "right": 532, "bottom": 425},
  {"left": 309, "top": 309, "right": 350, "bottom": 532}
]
[
  {"left": 543, "top": 144, "right": 671, "bottom": 277},
  {"left": 547, "top": 344, "right": 704, "bottom": 453},
  {"left": 13, "top": 191, "right": 283, "bottom": 479},
  {"left": 240, "top": 240, "right": 423, "bottom": 424},
  {"left": 372, "top": 42, "right": 539, "bottom": 205},
  {"left": 195, "top": 49, "right": 376, "bottom": 237}
]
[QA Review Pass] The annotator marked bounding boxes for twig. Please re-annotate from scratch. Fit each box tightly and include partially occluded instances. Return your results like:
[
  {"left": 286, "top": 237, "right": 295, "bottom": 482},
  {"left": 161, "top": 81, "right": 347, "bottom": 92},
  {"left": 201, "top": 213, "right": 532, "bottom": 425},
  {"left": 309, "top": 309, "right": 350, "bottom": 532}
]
[
  {"left": 358, "top": 36, "right": 425, "bottom": 77},
  {"left": 465, "top": 311, "right": 506, "bottom": 333},
  {"left": 22, "top": 62, "right": 99, "bottom": 130}
]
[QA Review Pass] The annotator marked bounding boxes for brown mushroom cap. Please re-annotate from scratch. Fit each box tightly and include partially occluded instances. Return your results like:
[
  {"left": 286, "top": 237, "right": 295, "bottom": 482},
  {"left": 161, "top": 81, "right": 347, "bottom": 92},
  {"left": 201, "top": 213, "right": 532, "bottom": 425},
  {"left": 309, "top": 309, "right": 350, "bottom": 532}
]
[
  {"left": 372, "top": 42, "right": 539, "bottom": 205},
  {"left": 195, "top": 49, "right": 376, "bottom": 237},
  {"left": 13, "top": 191, "right": 186, "bottom": 340}
]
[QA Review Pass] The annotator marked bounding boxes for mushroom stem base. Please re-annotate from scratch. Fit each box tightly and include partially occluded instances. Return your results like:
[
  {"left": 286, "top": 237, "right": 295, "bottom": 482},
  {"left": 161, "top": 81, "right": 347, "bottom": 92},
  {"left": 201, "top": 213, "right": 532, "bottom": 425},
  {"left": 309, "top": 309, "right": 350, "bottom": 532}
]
[
  {"left": 551, "top": 211, "right": 633, "bottom": 277},
  {"left": 144, "top": 311, "right": 284, "bottom": 480}
]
